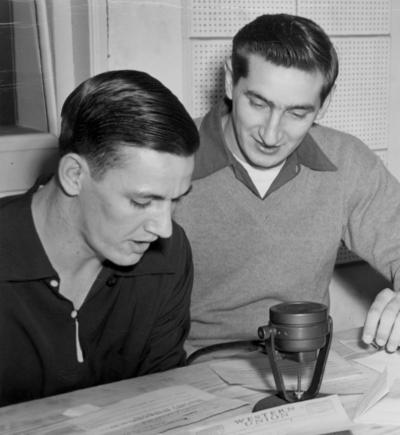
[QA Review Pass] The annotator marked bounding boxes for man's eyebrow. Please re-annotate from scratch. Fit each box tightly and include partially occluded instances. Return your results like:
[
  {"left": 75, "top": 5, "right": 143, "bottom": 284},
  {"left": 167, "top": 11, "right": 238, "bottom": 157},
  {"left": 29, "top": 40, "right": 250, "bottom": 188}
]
[
  {"left": 131, "top": 185, "right": 193, "bottom": 201},
  {"left": 245, "top": 90, "right": 316, "bottom": 112}
]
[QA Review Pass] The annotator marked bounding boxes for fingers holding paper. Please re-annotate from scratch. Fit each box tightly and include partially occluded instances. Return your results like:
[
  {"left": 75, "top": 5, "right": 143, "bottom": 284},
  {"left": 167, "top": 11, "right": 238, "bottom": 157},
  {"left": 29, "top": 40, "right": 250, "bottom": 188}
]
[{"left": 362, "top": 288, "right": 400, "bottom": 352}]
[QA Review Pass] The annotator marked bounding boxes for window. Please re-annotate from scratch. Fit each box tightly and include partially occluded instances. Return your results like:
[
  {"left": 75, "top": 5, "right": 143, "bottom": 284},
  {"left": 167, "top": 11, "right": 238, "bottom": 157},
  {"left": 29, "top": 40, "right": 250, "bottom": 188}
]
[
  {"left": 0, "top": 0, "right": 58, "bottom": 196},
  {"left": 0, "top": 0, "right": 50, "bottom": 134}
]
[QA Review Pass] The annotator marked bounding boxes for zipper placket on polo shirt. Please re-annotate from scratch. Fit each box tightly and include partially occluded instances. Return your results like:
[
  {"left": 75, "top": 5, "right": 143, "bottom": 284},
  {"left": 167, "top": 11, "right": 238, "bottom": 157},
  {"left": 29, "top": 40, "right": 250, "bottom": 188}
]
[{"left": 70, "top": 308, "right": 84, "bottom": 363}]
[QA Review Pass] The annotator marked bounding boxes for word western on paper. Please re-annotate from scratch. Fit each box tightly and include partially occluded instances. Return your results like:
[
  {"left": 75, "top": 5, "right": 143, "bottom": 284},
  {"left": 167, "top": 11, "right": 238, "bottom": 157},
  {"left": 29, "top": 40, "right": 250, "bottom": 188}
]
[{"left": 170, "top": 395, "right": 352, "bottom": 435}]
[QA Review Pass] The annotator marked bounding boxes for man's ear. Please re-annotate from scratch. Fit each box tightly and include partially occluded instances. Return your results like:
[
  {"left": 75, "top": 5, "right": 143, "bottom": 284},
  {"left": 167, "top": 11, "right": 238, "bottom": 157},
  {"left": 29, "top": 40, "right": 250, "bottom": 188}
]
[
  {"left": 58, "top": 153, "right": 89, "bottom": 196},
  {"left": 224, "top": 57, "right": 234, "bottom": 100},
  {"left": 316, "top": 85, "right": 335, "bottom": 121}
]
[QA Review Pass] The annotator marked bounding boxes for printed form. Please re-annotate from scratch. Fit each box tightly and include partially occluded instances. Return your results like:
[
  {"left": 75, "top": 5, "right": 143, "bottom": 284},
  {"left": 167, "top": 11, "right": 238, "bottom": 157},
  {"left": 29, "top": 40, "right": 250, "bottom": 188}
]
[{"left": 170, "top": 395, "right": 352, "bottom": 435}]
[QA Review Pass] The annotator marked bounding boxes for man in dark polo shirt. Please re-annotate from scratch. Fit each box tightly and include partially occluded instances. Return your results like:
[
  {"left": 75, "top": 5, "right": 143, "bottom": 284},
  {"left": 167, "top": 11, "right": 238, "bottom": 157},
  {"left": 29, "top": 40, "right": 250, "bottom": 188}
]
[{"left": 0, "top": 70, "right": 199, "bottom": 406}]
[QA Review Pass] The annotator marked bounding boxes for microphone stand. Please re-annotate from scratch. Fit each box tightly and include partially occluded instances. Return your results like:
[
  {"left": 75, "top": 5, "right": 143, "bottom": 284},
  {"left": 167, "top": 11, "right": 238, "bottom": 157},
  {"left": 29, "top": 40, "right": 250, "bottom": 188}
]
[{"left": 253, "top": 302, "right": 333, "bottom": 412}]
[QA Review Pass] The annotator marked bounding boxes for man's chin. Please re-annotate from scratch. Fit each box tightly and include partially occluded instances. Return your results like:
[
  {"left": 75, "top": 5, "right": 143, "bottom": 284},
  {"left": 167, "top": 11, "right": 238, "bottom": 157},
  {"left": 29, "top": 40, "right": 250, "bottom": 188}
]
[{"left": 108, "top": 252, "right": 145, "bottom": 267}]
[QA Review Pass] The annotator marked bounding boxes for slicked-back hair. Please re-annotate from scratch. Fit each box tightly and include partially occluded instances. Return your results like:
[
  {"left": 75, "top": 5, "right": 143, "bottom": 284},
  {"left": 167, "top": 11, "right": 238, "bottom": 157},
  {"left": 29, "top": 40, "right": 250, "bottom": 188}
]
[
  {"left": 59, "top": 70, "right": 199, "bottom": 179},
  {"left": 231, "top": 14, "right": 339, "bottom": 104}
]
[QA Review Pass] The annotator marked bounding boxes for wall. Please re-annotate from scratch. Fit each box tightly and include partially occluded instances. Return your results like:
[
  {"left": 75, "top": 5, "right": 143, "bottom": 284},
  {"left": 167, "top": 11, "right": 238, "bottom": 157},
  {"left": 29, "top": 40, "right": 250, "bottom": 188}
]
[
  {"left": 105, "top": 0, "right": 185, "bottom": 101},
  {"left": 388, "top": 0, "right": 400, "bottom": 179}
]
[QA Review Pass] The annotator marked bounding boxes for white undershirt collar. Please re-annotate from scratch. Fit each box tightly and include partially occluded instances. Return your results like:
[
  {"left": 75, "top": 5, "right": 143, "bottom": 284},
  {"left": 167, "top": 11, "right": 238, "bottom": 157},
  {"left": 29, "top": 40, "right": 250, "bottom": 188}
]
[{"left": 233, "top": 154, "right": 286, "bottom": 197}]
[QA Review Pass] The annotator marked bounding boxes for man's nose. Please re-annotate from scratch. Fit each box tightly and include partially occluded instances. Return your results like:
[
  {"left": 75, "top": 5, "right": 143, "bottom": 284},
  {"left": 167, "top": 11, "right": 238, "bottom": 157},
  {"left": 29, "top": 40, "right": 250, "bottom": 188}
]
[
  {"left": 145, "top": 202, "right": 173, "bottom": 239},
  {"left": 259, "top": 112, "right": 282, "bottom": 146}
]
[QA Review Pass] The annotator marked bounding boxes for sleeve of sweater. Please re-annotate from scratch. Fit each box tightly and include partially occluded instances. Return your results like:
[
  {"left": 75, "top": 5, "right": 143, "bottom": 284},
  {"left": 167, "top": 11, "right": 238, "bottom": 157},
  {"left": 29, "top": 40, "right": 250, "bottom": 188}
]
[
  {"left": 342, "top": 141, "right": 400, "bottom": 291},
  {"left": 136, "top": 223, "right": 193, "bottom": 374}
]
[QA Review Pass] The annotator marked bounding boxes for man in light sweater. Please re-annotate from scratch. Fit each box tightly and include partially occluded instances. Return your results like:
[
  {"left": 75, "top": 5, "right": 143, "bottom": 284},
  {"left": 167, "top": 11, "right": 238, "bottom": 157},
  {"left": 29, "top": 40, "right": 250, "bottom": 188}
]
[{"left": 174, "top": 13, "right": 400, "bottom": 354}]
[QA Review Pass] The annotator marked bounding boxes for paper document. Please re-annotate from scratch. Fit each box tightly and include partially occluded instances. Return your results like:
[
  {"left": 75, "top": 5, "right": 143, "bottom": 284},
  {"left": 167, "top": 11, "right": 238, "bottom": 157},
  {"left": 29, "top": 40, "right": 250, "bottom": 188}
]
[
  {"left": 210, "top": 350, "right": 365, "bottom": 395},
  {"left": 26, "top": 385, "right": 247, "bottom": 435},
  {"left": 354, "top": 349, "right": 400, "bottom": 373},
  {"left": 353, "top": 354, "right": 400, "bottom": 426},
  {"left": 170, "top": 394, "right": 352, "bottom": 435}
]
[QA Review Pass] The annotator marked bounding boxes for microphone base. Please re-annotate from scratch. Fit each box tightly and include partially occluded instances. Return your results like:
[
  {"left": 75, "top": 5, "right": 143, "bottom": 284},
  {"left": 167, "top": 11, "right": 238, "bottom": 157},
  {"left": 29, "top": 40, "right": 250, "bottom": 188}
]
[
  {"left": 252, "top": 392, "right": 330, "bottom": 412},
  {"left": 252, "top": 394, "right": 287, "bottom": 412}
]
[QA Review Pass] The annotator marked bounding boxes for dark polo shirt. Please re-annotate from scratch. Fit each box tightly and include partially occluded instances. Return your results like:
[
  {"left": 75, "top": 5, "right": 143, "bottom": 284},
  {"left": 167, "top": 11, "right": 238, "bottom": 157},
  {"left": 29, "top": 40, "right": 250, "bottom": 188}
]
[{"left": 0, "top": 184, "right": 193, "bottom": 406}]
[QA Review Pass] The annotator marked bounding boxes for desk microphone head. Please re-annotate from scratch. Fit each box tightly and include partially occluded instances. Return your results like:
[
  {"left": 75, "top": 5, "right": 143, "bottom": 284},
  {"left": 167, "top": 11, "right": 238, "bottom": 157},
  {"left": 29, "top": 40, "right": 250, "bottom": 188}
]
[
  {"left": 261, "top": 301, "right": 331, "bottom": 362},
  {"left": 254, "top": 301, "right": 332, "bottom": 409}
]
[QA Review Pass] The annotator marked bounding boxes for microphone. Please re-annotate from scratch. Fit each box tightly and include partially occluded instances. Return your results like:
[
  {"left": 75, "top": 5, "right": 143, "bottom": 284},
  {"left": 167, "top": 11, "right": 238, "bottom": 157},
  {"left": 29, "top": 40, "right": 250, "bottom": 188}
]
[{"left": 253, "top": 301, "right": 332, "bottom": 411}]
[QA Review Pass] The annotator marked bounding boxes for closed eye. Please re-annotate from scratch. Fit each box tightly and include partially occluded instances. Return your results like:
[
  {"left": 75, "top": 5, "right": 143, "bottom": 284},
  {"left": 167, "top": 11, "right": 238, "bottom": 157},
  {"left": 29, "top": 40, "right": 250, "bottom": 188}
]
[
  {"left": 248, "top": 96, "right": 267, "bottom": 109},
  {"left": 128, "top": 185, "right": 192, "bottom": 210},
  {"left": 130, "top": 199, "right": 152, "bottom": 209},
  {"left": 290, "top": 112, "right": 306, "bottom": 119}
]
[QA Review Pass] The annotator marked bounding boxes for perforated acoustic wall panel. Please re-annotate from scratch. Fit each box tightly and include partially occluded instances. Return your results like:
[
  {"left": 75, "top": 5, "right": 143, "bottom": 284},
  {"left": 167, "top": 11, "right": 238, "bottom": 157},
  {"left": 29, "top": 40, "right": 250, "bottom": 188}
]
[
  {"left": 298, "top": 0, "right": 391, "bottom": 35},
  {"left": 191, "top": 40, "right": 230, "bottom": 118},
  {"left": 323, "top": 37, "right": 390, "bottom": 151},
  {"left": 186, "top": 0, "right": 393, "bottom": 264},
  {"left": 190, "top": 0, "right": 296, "bottom": 37}
]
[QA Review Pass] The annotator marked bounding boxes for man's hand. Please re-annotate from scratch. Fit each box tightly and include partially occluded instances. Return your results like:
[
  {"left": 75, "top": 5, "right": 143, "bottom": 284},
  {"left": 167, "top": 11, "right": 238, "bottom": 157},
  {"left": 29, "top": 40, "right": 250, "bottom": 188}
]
[{"left": 362, "top": 288, "right": 400, "bottom": 352}]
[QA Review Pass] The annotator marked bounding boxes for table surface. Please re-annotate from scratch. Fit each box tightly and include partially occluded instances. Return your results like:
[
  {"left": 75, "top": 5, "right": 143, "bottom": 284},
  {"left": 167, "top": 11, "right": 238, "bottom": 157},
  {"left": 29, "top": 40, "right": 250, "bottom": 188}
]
[{"left": 0, "top": 328, "right": 397, "bottom": 435}]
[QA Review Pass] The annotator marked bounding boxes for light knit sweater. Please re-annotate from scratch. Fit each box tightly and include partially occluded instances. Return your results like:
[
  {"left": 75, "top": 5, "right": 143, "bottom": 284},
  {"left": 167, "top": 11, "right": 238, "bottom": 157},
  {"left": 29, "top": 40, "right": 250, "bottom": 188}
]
[{"left": 174, "top": 101, "right": 400, "bottom": 350}]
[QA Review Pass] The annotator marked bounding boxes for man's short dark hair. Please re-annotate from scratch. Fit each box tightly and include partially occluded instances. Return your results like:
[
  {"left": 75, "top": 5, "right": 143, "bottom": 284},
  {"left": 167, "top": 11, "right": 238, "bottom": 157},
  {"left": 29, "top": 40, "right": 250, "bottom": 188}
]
[
  {"left": 231, "top": 14, "right": 339, "bottom": 104},
  {"left": 59, "top": 70, "right": 199, "bottom": 179}
]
